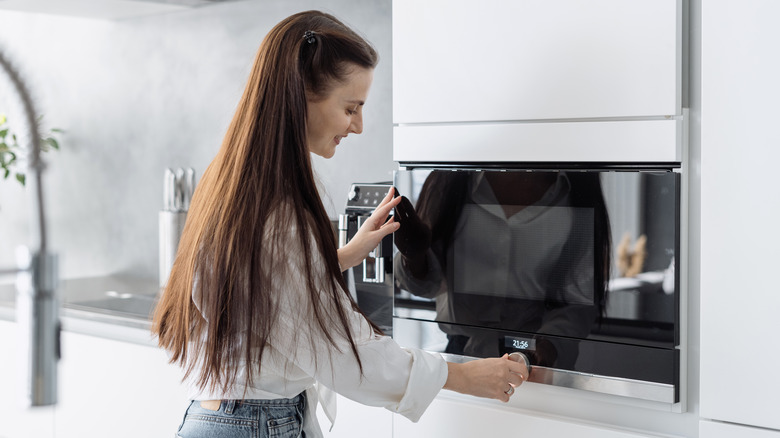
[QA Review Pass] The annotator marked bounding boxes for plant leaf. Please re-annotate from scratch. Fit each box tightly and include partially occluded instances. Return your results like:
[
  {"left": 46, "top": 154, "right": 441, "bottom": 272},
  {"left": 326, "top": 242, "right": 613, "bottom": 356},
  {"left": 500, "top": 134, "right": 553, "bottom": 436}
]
[
  {"left": 41, "top": 136, "right": 59, "bottom": 151},
  {"left": 15, "top": 173, "right": 25, "bottom": 186}
]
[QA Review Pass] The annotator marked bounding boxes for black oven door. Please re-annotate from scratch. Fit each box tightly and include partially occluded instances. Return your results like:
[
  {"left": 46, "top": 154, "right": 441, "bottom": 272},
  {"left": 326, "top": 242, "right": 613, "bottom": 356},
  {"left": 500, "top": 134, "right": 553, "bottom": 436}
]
[{"left": 392, "top": 168, "right": 680, "bottom": 403}]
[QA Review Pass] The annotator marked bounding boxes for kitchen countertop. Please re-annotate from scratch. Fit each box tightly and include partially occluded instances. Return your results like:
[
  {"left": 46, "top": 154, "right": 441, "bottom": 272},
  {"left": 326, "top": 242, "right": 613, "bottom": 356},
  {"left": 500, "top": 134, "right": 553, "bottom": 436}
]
[{"left": 0, "top": 275, "right": 162, "bottom": 346}]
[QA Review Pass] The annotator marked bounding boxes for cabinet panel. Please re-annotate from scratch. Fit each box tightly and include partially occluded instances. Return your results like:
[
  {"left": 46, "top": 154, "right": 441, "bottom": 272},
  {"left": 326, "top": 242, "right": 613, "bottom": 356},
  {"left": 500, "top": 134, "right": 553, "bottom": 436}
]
[
  {"left": 393, "top": 0, "right": 680, "bottom": 124},
  {"left": 320, "top": 395, "right": 392, "bottom": 438},
  {"left": 394, "top": 119, "right": 680, "bottom": 163},
  {"left": 700, "top": 0, "right": 780, "bottom": 432},
  {"left": 0, "top": 320, "right": 56, "bottom": 438},
  {"left": 54, "top": 330, "right": 190, "bottom": 437},
  {"left": 393, "top": 397, "right": 675, "bottom": 438},
  {"left": 700, "top": 421, "right": 780, "bottom": 438}
]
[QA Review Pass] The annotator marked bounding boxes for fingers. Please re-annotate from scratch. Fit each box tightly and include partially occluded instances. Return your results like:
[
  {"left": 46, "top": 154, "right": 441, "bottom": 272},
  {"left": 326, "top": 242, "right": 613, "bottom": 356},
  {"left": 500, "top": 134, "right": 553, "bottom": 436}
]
[
  {"left": 377, "top": 216, "right": 400, "bottom": 237},
  {"left": 489, "top": 357, "right": 526, "bottom": 402},
  {"left": 446, "top": 356, "right": 531, "bottom": 403},
  {"left": 373, "top": 192, "right": 401, "bottom": 220},
  {"left": 374, "top": 186, "right": 396, "bottom": 209},
  {"left": 500, "top": 355, "right": 529, "bottom": 401},
  {"left": 379, "top": 215, "right": 398, "bottom": 230},
  {"left": 507, "top": 360, "right": 529, "bottom": 381},
  {"left": 367, "top": 188, "right": 402, "bottom": 228},
  {"left": 508, "top": 372, "right": 525, "bottom": 388}
]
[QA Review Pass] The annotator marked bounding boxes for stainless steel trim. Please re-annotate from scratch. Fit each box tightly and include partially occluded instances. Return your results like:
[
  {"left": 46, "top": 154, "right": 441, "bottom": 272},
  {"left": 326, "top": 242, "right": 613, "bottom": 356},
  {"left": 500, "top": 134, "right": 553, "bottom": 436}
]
[
  {"left": 16, "top": 248, "right": 60, "bottom": 407},
  {"left": 184, "top": 168, "right": 195, "bottom": 211},
  {"left": 337, "top": 214, "right": 349, "bottom": 249},
  {"left": 362, "top": 254, "right": 384, "bottom": 284},
  {"left": 395, "top": 114, "right": 685, "bottom": 128},
  {"left": 0, "top": 268, "right": 23, "bottom": 277},
  {"left": 356, "top": 215, "right": 384, "bottom": 283},
  {"left": 441, "top": 353, "right": 676, "bottom": 404}
]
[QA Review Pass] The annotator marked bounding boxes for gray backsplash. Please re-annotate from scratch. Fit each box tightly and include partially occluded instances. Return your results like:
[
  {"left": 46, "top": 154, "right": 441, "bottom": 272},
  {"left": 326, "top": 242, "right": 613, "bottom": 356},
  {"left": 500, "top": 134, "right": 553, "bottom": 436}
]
[{"left": 0, "top": 0, "right": 394, "bottom": 281}]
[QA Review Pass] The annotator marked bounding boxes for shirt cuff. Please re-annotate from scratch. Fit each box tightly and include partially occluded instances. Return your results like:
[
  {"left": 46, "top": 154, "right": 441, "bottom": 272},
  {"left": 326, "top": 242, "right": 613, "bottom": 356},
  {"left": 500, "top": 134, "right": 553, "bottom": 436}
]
[{"left": 394, "top": 348, "right": 448, "bottom": 422}]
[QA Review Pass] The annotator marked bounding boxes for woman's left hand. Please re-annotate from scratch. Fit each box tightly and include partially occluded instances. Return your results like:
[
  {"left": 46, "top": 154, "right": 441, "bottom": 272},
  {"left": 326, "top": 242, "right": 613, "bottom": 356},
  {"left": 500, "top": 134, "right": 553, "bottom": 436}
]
[{"left": 338, "top": 188, "right": 401, "bottom": 270}]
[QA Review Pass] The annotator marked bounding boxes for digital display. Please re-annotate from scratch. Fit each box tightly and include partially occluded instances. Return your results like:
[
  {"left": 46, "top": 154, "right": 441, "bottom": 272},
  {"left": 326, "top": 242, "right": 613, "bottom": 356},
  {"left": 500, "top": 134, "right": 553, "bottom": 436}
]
[{"left": 505, "top": 336, "right": 536, "bottom": 351}]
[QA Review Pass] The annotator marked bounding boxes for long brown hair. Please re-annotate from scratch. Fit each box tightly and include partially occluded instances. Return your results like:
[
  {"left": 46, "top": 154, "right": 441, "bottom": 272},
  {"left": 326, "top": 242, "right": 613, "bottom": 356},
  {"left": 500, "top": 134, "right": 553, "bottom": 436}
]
[{"left": 152, "top": 11, "right": 379, "bottom": 393}]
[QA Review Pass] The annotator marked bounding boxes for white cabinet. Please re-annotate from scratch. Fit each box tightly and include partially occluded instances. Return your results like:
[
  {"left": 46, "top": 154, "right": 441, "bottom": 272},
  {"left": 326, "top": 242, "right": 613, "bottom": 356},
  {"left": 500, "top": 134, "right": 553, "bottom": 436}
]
[
  {"left": 393, "top": 0, "right": 680, "bottom": 124},
  {"left": 0, "top": 320, "right": 56, "bottom": 438},
  {"left": 1, "top": 317, "right": 388, "bottom": 438},
  {"left": 392, "top": 397, "right": 678, "bottom": 438},
  {"left": 392, "top": 0, "right": 684, "bottom": 163},
  {"left": 320, "top": 395, "right": 393, "bottom": 438},
  {"left": 392, "top": 119, "right": 682, "bottom": 163},
  {"left": 700, "top": 420, "right": 780, "bottom": 438},
  {"left": 0, "top": 320, "right": 190, "bottom": 438},
  {"left": 700, "top": 0, "right": 780, "bottom": 433},
  {"left": 54, "top": 330, "right": 190, "bottom": 437}
]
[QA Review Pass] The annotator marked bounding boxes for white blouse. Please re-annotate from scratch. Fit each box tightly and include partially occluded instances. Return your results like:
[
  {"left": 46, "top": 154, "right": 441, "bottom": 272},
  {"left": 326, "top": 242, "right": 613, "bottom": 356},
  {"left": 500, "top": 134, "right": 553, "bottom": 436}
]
[{"left": 185, "top": 214, "right": 448, "bottom": 438}]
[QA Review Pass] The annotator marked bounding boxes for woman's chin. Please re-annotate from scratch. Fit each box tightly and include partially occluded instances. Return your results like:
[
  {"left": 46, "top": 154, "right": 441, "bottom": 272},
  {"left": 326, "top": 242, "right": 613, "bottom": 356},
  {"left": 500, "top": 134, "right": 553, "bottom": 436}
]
[{"left": 311, "top": 149, "right": 336, "bottom": 159}]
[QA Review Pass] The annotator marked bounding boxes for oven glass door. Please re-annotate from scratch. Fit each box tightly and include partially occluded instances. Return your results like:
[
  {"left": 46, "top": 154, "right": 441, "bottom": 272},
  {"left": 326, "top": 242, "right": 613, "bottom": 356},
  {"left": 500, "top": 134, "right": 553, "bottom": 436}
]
[{"left": 392, "top": 169, "right": 680, "bottom": 401}]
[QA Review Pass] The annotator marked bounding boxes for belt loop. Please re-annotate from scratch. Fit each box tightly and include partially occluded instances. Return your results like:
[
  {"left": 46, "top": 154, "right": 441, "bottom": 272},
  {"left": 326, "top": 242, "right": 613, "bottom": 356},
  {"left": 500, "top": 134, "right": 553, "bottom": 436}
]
[{"left": 224, "top": 400, "right": 236, "bottom": 415}]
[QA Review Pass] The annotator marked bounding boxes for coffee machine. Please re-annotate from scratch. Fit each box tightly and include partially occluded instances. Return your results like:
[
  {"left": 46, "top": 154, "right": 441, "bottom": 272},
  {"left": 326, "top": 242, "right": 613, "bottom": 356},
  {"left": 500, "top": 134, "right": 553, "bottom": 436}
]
[{"left": 338, "top": 182, "right": 394, "bottom": 334}]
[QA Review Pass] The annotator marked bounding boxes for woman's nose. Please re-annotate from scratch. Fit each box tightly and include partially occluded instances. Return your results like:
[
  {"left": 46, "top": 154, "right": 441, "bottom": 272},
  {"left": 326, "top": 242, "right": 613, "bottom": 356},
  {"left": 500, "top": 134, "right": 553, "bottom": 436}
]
[{"left": 350, "top": 113, "right": 363, "bottom": 135}]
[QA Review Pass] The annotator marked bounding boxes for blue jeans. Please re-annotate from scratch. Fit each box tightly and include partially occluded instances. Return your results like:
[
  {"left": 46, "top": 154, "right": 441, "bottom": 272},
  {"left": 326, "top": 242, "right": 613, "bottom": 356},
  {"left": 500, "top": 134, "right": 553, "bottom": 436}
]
[{"left": 176, "top": 393, "right": 306, "bottom": 438}]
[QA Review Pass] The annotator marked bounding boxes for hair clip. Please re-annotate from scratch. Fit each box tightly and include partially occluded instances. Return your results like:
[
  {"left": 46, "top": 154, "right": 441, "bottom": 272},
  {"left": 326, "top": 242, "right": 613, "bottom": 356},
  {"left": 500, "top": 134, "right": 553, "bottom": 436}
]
[{"left": 303, "top": 30, "right": 316, "bottom": 44}]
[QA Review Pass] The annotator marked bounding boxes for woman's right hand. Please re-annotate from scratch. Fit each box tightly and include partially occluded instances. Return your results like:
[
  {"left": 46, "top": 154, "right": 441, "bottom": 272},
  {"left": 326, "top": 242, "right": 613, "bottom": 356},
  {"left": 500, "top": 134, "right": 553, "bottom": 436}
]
[
  {"left": 443, "top": 355, "right": 529, "bottom": 403},
  {"left": 338, "top": 188, "right": 401, "bottom": 270}
]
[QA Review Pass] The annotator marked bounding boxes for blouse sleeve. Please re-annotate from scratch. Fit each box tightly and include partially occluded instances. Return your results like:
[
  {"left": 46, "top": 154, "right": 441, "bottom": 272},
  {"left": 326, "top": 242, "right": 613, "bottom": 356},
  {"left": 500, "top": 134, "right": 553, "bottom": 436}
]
[{"left": 265, "top": 222, "right": 448, "bottom": 422}]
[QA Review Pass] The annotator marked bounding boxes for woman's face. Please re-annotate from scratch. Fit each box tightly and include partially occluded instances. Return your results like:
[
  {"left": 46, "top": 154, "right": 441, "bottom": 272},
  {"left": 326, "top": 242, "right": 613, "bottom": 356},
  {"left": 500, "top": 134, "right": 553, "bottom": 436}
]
[{"left": 306, "top": 66, "right": 374, "bottom": 159}]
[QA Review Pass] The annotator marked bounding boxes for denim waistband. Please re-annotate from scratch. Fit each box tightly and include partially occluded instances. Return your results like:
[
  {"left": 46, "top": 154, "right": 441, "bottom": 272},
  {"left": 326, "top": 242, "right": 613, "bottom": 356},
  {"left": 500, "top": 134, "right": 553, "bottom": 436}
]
[
  {"left": 233, "top": 393, "right": 304, "bottom": 407},
  {"left": 179, "top": 392, "right": 307, "bottom": 437}
]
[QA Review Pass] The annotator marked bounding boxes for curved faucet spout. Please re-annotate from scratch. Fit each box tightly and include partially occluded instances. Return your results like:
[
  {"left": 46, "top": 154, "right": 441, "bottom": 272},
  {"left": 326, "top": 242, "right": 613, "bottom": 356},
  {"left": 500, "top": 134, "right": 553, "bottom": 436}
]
[{"left": 0, "top": 46, "right": 59, "bottom": 408}]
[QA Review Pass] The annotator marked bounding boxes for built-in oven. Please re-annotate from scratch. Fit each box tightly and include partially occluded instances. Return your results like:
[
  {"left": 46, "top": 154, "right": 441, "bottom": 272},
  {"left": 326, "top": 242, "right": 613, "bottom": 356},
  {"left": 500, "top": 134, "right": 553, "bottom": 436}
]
[{"left": 391, "top": 167, "right": 680, "bottom": 403}]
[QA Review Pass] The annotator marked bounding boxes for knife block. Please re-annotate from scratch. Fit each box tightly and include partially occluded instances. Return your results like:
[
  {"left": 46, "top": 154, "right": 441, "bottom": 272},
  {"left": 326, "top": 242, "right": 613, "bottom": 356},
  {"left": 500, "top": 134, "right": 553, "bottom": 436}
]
[{"left": 159, "top": 210, "right": 187, "bottom": 288}]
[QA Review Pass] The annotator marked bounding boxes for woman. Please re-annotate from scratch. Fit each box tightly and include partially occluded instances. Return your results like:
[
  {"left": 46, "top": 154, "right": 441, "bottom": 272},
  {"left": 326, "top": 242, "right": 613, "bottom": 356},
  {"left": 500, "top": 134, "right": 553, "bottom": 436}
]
[{"left": 152, "top": 10, "right": 527, "bottom": 438}]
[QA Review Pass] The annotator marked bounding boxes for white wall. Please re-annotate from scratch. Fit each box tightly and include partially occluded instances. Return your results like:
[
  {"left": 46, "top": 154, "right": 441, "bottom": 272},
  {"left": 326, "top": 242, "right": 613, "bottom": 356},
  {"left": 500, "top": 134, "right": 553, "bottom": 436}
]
[{"left": 0, "top": 0, "right": 394, "bottom": 281}]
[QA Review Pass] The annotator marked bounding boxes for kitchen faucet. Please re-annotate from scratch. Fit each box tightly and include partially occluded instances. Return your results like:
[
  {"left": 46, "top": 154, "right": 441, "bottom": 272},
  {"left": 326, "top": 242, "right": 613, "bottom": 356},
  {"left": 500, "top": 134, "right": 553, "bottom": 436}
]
[{"left": 0, "top": 47, "right": 60, "bottom": 407}]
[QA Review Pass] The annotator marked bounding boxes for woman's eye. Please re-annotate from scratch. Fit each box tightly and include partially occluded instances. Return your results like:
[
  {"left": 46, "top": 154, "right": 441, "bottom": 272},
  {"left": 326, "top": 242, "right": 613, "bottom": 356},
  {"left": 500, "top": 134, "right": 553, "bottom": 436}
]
[{"left": 347, "top": 107, "right": 358, "bottom": 115}]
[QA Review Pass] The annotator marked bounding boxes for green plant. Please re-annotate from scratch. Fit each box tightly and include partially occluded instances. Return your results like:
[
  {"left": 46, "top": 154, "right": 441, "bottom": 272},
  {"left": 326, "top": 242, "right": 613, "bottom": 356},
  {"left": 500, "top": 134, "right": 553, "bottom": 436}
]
[{"left": 0, "top": 113, "right": 62, "bottom": 186}]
